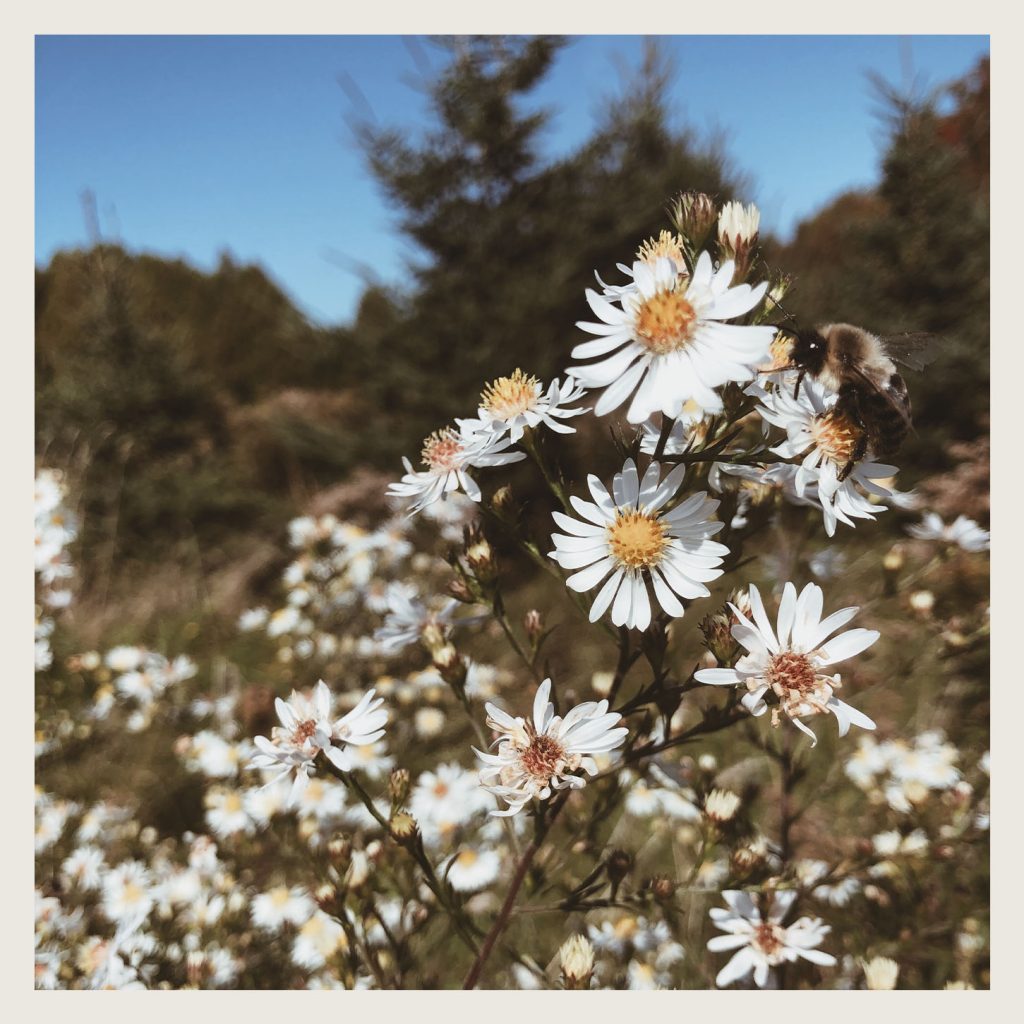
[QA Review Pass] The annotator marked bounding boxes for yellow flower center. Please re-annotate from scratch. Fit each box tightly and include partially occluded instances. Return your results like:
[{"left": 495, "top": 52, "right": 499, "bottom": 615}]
[
  {"left": 456, "top": 849, "right": 478, "bottom": 868},
  {"left": 607, "top": 509, "right": 669, "bottom": 570},
  {"left": 811, "top": 408, "right": 863, "bottom": 467},
  {"left": 764, "top": 330, "right": 795, "bottom": 370},
  {"left": 480, "top": 369, "right": 540, "bottom": 420},
  {"left": 634, "top": 288, "right": 698, "bottom": 355},
  {"left": 421, "top": 429, "right": 464, "bottom": 471},
  {"left": 636, "top": 230, "right": 687, "bottom": 269}
]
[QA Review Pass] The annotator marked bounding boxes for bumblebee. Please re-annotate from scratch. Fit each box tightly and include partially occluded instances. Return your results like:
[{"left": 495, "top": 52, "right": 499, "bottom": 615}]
[{"left": 777, "top": 322, "right": 937, "bottom": 481}]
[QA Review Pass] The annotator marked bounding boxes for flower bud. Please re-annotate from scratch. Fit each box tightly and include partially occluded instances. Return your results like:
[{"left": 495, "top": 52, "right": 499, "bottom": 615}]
[
  {"left": 314, "top": 882, "right": 338, "bottom": 913},
  {"left": 670, "top": 190, "right": 718, "bottom": 247},
  {"left": 447, "top": 576, "right": 477, "bottom": 604},
  {"left": 606, "top": 848, "right": 633, "bottom": 890},
  {"left": 700, "top": 608, "right": 735, "bottom": 665},
  {"left": 524, "top": 609, "right": 543, "bottom": 643},
  {"left": 389, "top": 811, "right": 419, "bottom": 846},
  {"left": 433, "top": 643, "right": 467, "bottom": 689},
  {"left": 420, "top": 621, "right": 448, "bottom": 653},
  {"left": 464, "top": 524, "right": 498, "bottom": 582},
  {"left": 559, "top": 934, "right": 595, "bottom": 990},
  {"left": 861, "top": 956, "right": 899, "bottom": 990},
  {"left": 491, "top": 485, "right": 516, "bottom": 518},
  {"left": 704, "top": 789, "right": 741, "bottom": 825},
  {"left": 717, "top": 200, "right": 761, "bottom": 280},
  {"left": 388, "top": 768, "right": 410, "bottom": 807},
  {"left": 327, "top": 836, "right": 352, "bottom": 871},
  {"left": 649, "top": 875, "right": 676, "bottom": 902}
]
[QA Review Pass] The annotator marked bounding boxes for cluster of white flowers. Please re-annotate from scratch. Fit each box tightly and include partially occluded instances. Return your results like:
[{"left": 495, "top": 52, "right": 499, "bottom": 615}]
[
  {"left": 35, "top": 469, "right": 77, "bottom": 670},
  {"left": 845, "top": 730, "right": 962, "bottom": 812},
  {"left": 907, "top": 512, "right": 990, "bottom": 552}
]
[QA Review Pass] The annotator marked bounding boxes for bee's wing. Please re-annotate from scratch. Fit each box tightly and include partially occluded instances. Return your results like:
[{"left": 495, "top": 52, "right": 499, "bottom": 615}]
[
  {"left": 847, "top": 364, "right": 913, "bottom": 426},
  {"left": 879, "top": 332, "right": 941, "bottom": 372}
]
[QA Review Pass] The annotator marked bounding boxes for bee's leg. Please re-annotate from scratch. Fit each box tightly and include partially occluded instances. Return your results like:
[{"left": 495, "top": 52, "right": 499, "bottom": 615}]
[
  {"left": 838, "top": 433, "right": 869, "bottom": 482},
  {"left": 792, "top": 369, "right": 806, "bottom": 400},
  {"left": 835, "top": 383, "right": 870, "bottom": 482}
]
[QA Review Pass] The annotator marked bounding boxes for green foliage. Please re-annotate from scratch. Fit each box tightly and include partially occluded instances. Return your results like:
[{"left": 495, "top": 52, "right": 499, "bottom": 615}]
[{"left": 779, "top": 58, "right": 989, "bottom": 475}]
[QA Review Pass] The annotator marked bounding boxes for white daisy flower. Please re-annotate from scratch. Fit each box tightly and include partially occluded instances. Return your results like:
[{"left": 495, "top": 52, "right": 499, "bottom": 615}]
[
  {"left": 61, "top": 846, "right": 105, "bottom": 891},
  {"left": 387, "top": 425, "right": 525, "bottom": 515},
  {"left": 291, "top": 910, "right": 348, "bottom": 971},
  {"left": 638, "top": 404, "right": 710, "bottom": 456},
  {"left": 708, "top": 889, "right": 836, "bottom": 988},
  {"left": 549, "top": 458, "right": 728, "bottom": 631},
  {"left": 410, "top": 762, "right": 492, "bottom": 848},
  {"left": 251, "top": 885, "right": 315, "bottom": 932},
  {"left": 695, "top": 582, "right": 877, "bottom": 745},
  {"left": 374, "top": 584, "right": 459, "bottom": 654},
  {"left": 475, "top": 678, "right": 628, "bottom": 817},
  {"left": 756, "top": 377, "right": 897, "bottom": 537},
  {"left": 204, "top": 787, "right": 253, "bottom": 838},
  {"left": 459, "top": 370, "right": 589, "bottom": 443},
  {"left": 595, "top": 230, "right": 690, "bottom": 300},
  {"left": 568, "top": 251, "right": 774, "bottom": 423},
  {"left": 907, "top": 512, "right": 990, "bottom": 552},
  {"left": 446, "top": 847, "right": 502, "bottom": 892},
  {"left": 248, "top": 682, "right": 387, "bottom": 803},
  {"left": 101, "top": 860, "right": 154, "bottom": 925}
]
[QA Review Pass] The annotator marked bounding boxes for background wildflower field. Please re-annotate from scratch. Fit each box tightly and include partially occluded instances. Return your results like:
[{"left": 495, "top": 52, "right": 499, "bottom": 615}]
[{"left": 34, "top": 38, "right": 989, "bottom": 990}]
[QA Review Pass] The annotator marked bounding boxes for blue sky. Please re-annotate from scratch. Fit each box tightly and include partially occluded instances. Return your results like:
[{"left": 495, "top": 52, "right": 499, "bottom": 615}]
[{"left": 36, "top": 35, "right": 988, "bottom": 325}]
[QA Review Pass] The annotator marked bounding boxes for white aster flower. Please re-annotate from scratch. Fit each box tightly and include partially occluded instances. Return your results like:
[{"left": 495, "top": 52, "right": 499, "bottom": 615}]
[
  {"left": 756, "top": 377, "right": 897, "bottom": 537},
  {"left": 387, "top": 424, "right": 525, "bottom": 515},
  {"left": 708, "top": 889, "right": 836, "bottom": 988},
  {"left": 446, "top": 847, "right": 502, "bottom": 892},
  {"left": 101, "top": 860, "right": 154, "bottom": 925},
  {"left": 549, "top": 458, "right": 727, "bottom": 631},
  {"left": 248, "top": 682, "right": 387, "bottom": 803},
  {"left": 251, "top": 885, "right": 316, "bottom": 932},
  {"left": 718, "top": 200, "right": 761, "bottom": 249},
  {"left": 596, "top": 231, "right": 690, "bottom": 300},
  {"left": 61, "top": 846, "right": 105, "bottom": 891},
  {"left": 410, "top": 762, "right": 492, "bottom": 847},
  {"left": 475, "top": 679, "right": 628, "bottom": 817},
  {"left": 291, "top": 909, "right": 349, "bottom": 971},
  {"left": 569, "top": 251, "right": 774, "bottom": 423},
  {"left": 459, "top": 370, "right": 589, "bottom": 443},
  {"left": 695, "top": 582, "right": 877, "bottom": 745},
  {"left": 204, "top": 787, "right": 253, "bottom": 838},
  {"left": 638, "top": 405, "right": 710, "bottom": 456},
  {"left": 373, "top": 584, "right": 459, "bottom": 654},
  {"left": 907, "top": 512, "right": 990, "bottom": 552}
]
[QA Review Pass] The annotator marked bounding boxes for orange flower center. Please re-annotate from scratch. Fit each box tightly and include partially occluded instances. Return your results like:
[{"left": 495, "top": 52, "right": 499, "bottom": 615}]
[
  {"left": 634, "top": 288, "right": 698, "bottom": 355},
  {"left": 421, "top": 429, "right": 464, "bottom": 471},
  {"left": 753, "top": 921, "right": 785, "bottom": 957},
  {"left": 607, "top": 509, "right": 668, "bottom": 570},
  {"left": 766, "top": 651, "right": 818, "bottom": 697},
  {"left": 519, "top": 732, "right": 567, "bottom": 782}
]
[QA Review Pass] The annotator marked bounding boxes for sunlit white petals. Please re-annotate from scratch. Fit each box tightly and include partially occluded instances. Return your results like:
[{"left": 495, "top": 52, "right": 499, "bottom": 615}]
[
  {"left": 475, "top": 679, "right": 628, "bottom": 816},
  {"left": 695, "top": 582, "right": 877, "bottom": 745},
  {"left": 708, "top": 889, "right": 835, "bottom": 988},
  {"left": 460, "top": 371, "right": 589, "bottom": 443},
  {"left": 569, "top": 252, "right": 773, "bottom": 423},
  {"left": 908, "top": 512, "right": 990, "bottom": 552},
  {"left": 550, "top": 458, "right": 727, "bottom": 630},
  {"left": 387, "top": 425, "right": 525, "bottom": 515}
]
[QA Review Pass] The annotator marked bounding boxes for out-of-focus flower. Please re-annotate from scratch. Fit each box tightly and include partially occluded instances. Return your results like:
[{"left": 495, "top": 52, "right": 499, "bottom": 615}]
[
  {"left": 559, "top": 934, "right": 595, "bottom": 990},
  {"left": 549, "top": 458, "right": 727, "bottom": 631},
  {"left": 387, "top": 425, "right": 525, "bottom": 515},
  {"left": 446, "top": 847, "right": 502, "bottom": 892},
  {"left": 861, "top": 956, "right": 899, "bottom": 990},
  {"left": 569, "top": 251, "right": 773, "bottom": 423},
  {"left": 251, "top": 886, "right": 315, "bottom": 932},
  {"left": 695, "top": 582, "right": 877, "bottom": 745},
  {"left": 475, "top": 679, "right": 628, "bottom": 816},
  {"left": 704, "top": 789, "right": 741, "bottom": 824},
  {"left": 373, "top": 584, "right": 460, "bottom": 655},
  {"left": 708, "top": 889, "right": 836, "bottom": 988},
  {"left": 907, "top": 512, "right": 990, "bottom": 552}
]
